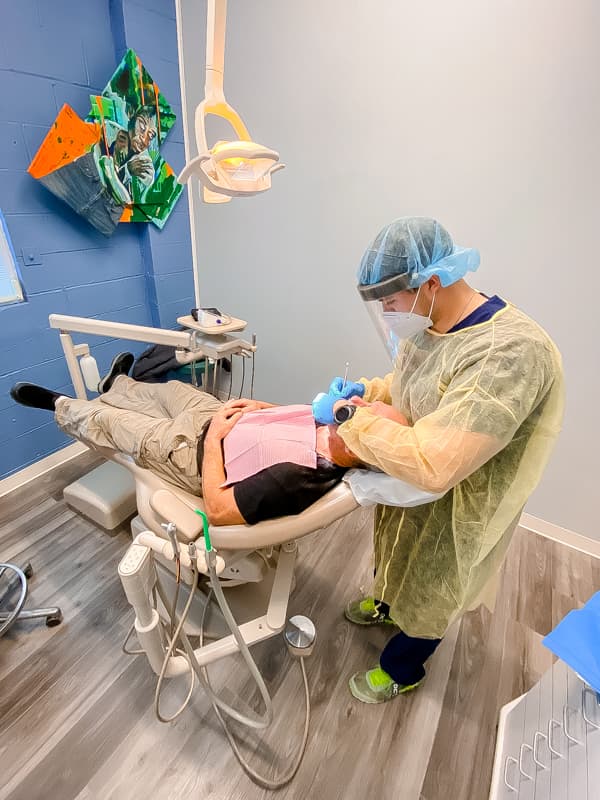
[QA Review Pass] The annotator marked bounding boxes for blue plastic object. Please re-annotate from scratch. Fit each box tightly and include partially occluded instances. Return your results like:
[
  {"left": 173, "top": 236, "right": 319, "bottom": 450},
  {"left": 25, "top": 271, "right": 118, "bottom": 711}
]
[
  {"left": 543, "top": 591, "right": 600, "bottom": 691},
  {"left": 329, "top": 377, "right": 365, "bottom": 400},
  {"left": 358, "top": 217, "right": 480, "bottom": 290},
  {"left": 312, "top": 392, "right": 338, "bottom": 425}
]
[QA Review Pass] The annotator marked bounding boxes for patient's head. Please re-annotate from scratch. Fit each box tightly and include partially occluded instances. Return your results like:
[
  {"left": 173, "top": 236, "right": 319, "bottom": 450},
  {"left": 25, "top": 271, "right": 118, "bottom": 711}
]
[{"left": 315, "top": 424, "right": 362, "bottom": 468}]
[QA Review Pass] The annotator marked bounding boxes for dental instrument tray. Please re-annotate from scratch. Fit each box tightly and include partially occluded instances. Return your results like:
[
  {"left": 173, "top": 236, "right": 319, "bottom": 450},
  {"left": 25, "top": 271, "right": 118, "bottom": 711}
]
[{"left": 178, "top": 313, "right": 247, "bottom": 335}]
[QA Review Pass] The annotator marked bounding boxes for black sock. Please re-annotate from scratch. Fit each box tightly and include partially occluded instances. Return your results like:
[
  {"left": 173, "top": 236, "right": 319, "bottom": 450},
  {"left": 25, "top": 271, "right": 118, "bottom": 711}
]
[
  {"left": 10, "top": 383, "right": 65, "bottom": 411},
  {"left": 97, "top": 352, "right": 135, "bottom": 394}
]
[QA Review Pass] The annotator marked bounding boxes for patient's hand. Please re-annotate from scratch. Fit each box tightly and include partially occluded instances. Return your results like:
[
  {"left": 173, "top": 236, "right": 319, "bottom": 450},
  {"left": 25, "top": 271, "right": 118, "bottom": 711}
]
[
  {"left": 223, "top": 398, "right": 276, "bottom": 414},
  {"left": 207, "top": 405, "right": 243, "bottom": 442},
  {"left": 333, "top": 397, "right": 409, "bottom": 426}
]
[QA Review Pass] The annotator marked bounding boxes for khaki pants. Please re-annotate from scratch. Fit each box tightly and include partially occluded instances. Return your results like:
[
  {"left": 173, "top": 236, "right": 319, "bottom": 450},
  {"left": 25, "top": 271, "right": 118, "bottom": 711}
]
[{"left": 55, "top": 376, "right": 223, "bottom": 493}]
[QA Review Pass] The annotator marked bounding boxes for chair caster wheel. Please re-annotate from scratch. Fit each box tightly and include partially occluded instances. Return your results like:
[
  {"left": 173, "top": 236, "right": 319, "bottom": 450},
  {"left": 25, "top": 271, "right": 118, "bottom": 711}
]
[
  {"left": 23, "top": 563, "right": 33, "bottom": 579},
  {"left": 46, "top": 611, "right": 63, "bottom": 627}
]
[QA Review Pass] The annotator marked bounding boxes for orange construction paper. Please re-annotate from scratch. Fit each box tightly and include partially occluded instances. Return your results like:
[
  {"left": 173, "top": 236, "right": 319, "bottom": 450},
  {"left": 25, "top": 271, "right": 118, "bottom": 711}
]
[{"left": 28, "top": 104, "right": 100, "bottom": 180}]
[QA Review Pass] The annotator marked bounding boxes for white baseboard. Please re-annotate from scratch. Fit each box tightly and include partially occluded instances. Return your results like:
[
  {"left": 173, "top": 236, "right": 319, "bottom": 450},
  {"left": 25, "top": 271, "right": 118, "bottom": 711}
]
[
  {"left": 520, "top": 512, "right": 600, "bottom": 559},
  {"left": 0, "top": 442, "right": 89, "bottom": 499}
]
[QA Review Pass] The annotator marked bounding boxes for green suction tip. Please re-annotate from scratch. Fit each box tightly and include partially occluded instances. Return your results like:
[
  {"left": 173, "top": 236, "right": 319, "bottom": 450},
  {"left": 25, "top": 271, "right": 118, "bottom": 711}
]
[{"left": 194, "top": 509, "right": 212, "bottom": 552}]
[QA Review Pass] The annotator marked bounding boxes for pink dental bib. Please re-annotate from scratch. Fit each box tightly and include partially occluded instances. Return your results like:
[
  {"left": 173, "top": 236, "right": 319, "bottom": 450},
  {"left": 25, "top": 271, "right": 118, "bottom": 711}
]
[{"left": 223, "top": 404, "right": 317, "bottom": 484}]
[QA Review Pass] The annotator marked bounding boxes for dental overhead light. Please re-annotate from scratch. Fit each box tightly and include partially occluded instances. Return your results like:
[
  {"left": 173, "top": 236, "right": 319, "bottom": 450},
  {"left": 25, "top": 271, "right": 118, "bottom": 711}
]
[{"left": 178, "top": 0, "right": 284, "bottom": 203}]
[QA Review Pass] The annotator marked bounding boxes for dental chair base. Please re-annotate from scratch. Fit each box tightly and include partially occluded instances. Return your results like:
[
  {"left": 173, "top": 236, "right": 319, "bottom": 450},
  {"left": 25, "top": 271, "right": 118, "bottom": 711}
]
[
  {"left": 131, "top": 511, "right": 294, "bottom": 637},
  {"left": 118, "top": 529, "right": 312, "bottom": 789},
  {"left": 119, "top": 535, "right": 297, "bottom": 674}
]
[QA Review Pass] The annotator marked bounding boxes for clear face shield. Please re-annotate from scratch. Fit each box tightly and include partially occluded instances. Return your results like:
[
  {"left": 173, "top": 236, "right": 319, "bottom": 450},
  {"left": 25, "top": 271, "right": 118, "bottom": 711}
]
[{"left": 362, "top": 282, "right": 435, "bottom": 362}]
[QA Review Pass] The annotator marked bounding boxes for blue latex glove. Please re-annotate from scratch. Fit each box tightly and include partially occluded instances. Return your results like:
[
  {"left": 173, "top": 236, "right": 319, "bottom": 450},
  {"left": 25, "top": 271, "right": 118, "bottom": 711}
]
[
  {"left": 312, "top": 392, "right": 338, "bottom": 425},
  {"left": 329, "top": 377, "right": 365, "bottom": 400}
]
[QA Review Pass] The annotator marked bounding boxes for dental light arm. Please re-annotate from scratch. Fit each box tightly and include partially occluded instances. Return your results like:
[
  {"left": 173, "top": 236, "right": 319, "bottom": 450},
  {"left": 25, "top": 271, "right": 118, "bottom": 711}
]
[
  {"left": 178, "top": 0, "right": 284, "bottom": 202},
  {"left": 205, "top": 0, "right": 226, "bottom": 100}
]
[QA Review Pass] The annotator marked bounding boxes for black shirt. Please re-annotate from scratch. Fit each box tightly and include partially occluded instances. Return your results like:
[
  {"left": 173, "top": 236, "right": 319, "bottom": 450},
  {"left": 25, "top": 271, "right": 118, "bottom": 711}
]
[
  {"left": 232, "top": 457, "right": 346, "bottom": 525},
  {"left": 197, "top": 423, "right": 346, "bottom": 525},
  {"left": 447, "top": 294, "right": 506, "bottom": 333}
]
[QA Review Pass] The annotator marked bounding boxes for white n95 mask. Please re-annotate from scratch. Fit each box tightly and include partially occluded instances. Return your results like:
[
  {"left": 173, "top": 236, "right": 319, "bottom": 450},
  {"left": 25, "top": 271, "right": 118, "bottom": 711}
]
[{"left": 382, "top": 309, "right": 433, "bottom": 340}]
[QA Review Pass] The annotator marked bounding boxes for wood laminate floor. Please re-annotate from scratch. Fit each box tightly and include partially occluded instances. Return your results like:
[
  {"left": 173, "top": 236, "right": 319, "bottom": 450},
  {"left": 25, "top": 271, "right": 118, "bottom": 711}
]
[{"left": 0, "top": 453, "right": 597, "bottom": 800}]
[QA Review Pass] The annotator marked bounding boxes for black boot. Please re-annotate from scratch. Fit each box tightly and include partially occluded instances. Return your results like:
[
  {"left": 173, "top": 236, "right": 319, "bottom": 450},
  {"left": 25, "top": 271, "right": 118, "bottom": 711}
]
[
  {"left": 97, "top": 352, "right": 135, "bottom": 394},
  {"left": 10, "top": 383, "right": 65, "bottom": 411}
]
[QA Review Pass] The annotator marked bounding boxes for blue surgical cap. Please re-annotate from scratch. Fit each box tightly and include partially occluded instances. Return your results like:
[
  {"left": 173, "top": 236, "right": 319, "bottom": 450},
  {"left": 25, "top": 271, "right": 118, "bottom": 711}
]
[{"left": 357, "top": 217, "right": 480, "bottom": 301}]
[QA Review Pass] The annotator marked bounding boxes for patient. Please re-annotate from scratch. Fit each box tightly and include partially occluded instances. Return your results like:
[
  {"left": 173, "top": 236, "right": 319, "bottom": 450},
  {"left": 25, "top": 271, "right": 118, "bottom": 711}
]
[{"left": 10, "top": 354, "right": 363, "bottom": 526}]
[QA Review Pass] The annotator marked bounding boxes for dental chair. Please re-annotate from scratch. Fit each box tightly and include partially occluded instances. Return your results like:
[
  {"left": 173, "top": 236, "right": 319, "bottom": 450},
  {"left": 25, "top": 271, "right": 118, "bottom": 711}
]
[
  {"left": 47, "top": 312, "right": 363, "bottom": 787},
  {"left": 68, "top": 443, "right": 359, "bottom": 788},
  {"left": 103, "top": 444, "right": 359, "bottom": 643}
]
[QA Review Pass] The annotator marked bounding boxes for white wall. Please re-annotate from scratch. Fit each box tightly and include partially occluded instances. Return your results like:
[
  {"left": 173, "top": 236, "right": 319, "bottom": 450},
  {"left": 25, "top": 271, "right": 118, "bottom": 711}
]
[{"left": 179, "top": 0, "right": 600, "bottom": 540}]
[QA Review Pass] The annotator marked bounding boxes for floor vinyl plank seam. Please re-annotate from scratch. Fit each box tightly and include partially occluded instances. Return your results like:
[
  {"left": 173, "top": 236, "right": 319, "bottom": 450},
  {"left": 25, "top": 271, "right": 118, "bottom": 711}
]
[
  {"left": 0, "top": 508, "right": 76, "bottom": 563},
  {"left": 0, "top": 592, "right": 132, "bottom": 741},
  {"left": 0, "top": 495, "right": 59, "bottom": 531},
  {"left": 0, "top": 617, "right": 138, "bottom": 799},
  {"left": 0, "top": 543, "right": 129, "bottom": 681},
  {"left": 2, "top": 457, "right": 599, "bottom": 800},
  {"left": 1, "top": 658, "right": 155, "bottom": 800},
  {"left": 2, "top": 517, "right": 103, "bottom": 584}
]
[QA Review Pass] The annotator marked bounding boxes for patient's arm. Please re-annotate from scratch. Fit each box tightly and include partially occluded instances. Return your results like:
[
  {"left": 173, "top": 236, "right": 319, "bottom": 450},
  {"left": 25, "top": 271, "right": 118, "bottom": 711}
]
[{"left": 201, "top": 407, "right": 247, "bottom": 526}]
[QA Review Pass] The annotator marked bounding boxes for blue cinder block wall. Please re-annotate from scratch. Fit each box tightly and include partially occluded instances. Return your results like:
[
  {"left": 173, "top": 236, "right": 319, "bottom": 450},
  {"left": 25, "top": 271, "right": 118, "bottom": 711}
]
[
  {"left": 0, "top": 0, "right": 194, "bottom": 480},
  {"left": 114, "top": 0, "right": 196, "bottom": 329}
]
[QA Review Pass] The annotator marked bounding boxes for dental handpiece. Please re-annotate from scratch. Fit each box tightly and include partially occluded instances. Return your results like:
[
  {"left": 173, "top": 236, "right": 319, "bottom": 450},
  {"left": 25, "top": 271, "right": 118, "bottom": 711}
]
[{"left": 162, "top": 522, "right": 180, "bottom": 558}]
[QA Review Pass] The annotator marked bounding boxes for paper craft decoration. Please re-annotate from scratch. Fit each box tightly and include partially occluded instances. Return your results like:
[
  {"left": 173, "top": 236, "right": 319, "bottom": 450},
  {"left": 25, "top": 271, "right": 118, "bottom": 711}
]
[{"left": 28, "top": 49, "right": 183, "bottom": 236}]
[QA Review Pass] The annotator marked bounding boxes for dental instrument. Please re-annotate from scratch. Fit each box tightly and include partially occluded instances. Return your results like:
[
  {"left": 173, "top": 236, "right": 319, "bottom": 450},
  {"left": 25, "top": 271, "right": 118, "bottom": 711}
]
[{"left": 341, "top": 361, "right": 350, "bottom": 395}]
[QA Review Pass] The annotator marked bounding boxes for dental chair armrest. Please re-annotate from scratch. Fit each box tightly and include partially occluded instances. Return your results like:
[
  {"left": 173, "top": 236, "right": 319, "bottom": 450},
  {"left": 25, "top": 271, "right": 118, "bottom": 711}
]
[
  {"left": 150, "top": 489, "right": 204, "bottom": 542},
  {"left": 208, "top": 482, "right": 359, "bottom": 550},
  {"left": 148, "top": 482, "right": 359, "bottom": 549}
]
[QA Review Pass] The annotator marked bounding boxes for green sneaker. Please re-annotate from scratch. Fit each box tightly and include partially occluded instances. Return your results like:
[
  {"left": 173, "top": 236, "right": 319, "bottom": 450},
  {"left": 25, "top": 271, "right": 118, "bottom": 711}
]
[
  {"left": 348, "top": 666, "right": 422, "bottom": 704},
  {"left": 344, "top": 596, "right": 395, "bottom": 626}
]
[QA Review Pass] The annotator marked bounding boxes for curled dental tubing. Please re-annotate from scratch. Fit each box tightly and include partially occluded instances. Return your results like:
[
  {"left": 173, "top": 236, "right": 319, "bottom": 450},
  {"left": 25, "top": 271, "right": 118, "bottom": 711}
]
[{"left": 134, "top": 532, "right": 226, "bottom": 576}]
